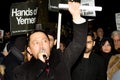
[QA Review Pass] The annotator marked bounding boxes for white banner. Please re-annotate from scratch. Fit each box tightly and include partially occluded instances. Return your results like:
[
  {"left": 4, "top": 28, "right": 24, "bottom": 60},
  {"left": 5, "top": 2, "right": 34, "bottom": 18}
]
[
  {"left": 81, "top": 0, "right": 96, "bottom": 16},
  {"left": 115, "top": 13, "right": 120, "bottom": 30},
  {"left": 0, "top": 30, "right": 4, "bottom": 39},
  {"left": 0, "top": 30, "right": 4, "bottom": 43}
]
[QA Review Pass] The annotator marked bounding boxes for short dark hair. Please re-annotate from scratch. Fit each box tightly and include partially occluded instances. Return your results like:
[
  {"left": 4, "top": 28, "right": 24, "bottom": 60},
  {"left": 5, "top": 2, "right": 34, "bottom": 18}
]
[
  {"left": 27, "top": 30, "right": 49, "bottom": 46},
  {"left": 87, "top": 31, "right": 95, "bottom": 41}
]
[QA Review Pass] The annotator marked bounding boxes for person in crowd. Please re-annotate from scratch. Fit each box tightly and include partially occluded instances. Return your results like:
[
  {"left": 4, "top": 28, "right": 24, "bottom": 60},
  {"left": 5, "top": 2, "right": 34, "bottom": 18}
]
[
  {"left": 0, "top": 31, "right": 11, "bottom": 62},
  {"left": 106, "top": 30, "right": 120, "bottom": 80},
  {"left": 71, "top": 31, "right": 107, "bottom": 80},
  {"left": 111, "top": 30, "right": 120, "bottom": 53},
  {"left": 3, "top": 32, "right": 11, "bottom": 43},
  {"left": 60, "top": 35, "right": 67, "bottom": 53},
  {"left": 1, "top": 31, "right": 11, "bottom": 53},
  {"left": 1, "top": 36, "right": 27, "bottom": 80},
  {"left": 96, "top": 37, "right": 117, "bottom": 80},
  {"left": 2, "top": 37, "right": 15, "bottom": 57},
  {"left": 13, "top": 2, "right": 88, "bottom": 80},
  {"left": 95, "top": 27, "right": 104, "bottom": 44},
  {"left": 96, "top": 27, "right": 104, "bottom": 41},
  {"left": 94, "top": 27, "right": 105, "bottom": 52},
  {"left": 24, "top": 27, "right": 58, "bottom": 62},
  {"left": 97, "top": 37, "right": 116, "bottom": 67},
  {"left": 107, "top": 53, "right": 120, "bottom": 80},
  {"left": 60, "top": 40, "right": 66, "bottom": 53}
]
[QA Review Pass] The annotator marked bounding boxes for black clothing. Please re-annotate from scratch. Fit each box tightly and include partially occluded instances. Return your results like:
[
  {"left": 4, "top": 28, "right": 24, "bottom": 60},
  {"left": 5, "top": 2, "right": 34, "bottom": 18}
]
[
  {"left": 97, "top": 52, "right": 113, "bottom": 74},
  {"left": 0, "top": 73, "right": 4, "bottom": 80},
  {"left": 71, "top": 52, "right": 107, "bottom": 80},
  {"left": 13, "top": 22, "right": 88, "bottom": 80},
  {"left": 0, "top": 53, "right": 4, "bottom": 64},
  {"left": 1, "top": 46, "right": 24, "bottom": 80}
]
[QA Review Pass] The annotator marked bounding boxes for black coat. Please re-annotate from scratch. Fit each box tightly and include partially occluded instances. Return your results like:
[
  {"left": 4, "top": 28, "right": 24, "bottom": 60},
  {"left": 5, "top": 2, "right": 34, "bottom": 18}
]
[
  {"left": 2, "top": 46, "right": 24, "bottom": 80},
  {"left": 71, "top": 52, "right": 107, "bottom": 80},
  {"left": 13, "top": 22, "right": 88, "bottom": 80}
]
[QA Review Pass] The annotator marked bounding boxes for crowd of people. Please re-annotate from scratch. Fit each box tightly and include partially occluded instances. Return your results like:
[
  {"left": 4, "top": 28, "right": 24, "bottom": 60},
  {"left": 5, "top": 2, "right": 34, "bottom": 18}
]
[{"left": 0, "top": 1, "right": 120, "bottom": 80}]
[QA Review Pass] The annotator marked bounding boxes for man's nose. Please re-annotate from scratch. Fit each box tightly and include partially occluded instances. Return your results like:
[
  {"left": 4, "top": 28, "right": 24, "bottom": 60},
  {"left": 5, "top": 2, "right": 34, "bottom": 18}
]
[{"left": 39, "top": 42, "right": 43, "bottom": 49}]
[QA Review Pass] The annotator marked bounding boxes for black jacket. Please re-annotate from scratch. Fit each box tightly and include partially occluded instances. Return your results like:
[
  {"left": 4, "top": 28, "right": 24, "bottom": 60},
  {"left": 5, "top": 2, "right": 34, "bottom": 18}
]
[
  {"left": 2, "top": 46, "right": 24, "bottom": 80},
  {"left": 13, "top": 22, "right": 88, "bottom": 80},
  {"left": 71, "top": 52, "right": 107, "bottom": 80}
]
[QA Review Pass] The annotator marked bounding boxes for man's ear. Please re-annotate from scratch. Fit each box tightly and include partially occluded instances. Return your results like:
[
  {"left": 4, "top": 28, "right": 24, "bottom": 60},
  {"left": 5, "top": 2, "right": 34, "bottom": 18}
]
[
  {"left": 27, "top": 47, "right": 32, "bottom": 55},
  {"left": 54, "top": 39, "right": 57, "bottom": 45},
  {"left": 93, "top": 41, "right": 96, "bottom": 46}
]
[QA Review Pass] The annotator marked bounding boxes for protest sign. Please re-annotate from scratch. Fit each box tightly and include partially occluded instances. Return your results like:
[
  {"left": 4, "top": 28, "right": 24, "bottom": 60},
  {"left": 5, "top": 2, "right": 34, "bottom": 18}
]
[
  {"left": 10, "top": 1, "right": 38, "bottom": 36},
  {"left": 0, "top": 30, "right": 4, "bottom": 43},
  {"left": 115, "top": 13, "right": 120, "bottom": 30}
]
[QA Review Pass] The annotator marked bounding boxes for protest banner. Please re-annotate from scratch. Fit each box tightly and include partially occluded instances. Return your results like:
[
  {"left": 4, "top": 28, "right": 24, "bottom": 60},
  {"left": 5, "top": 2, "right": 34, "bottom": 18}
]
[
  {"left": 10, "top": 1, "right": 38, "bottom": 36},
  {"left": 0, "top": 30, "right": 4, "bottom": 43},
  {"left": 115, "top": 13, "right": 120, "bottom": 31}
]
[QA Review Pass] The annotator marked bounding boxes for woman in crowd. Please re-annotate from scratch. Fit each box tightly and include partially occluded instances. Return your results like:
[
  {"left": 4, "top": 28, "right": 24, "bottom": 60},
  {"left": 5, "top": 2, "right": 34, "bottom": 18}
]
[{"left": 96, "top": 37, "right": 117, "bottom": 79}]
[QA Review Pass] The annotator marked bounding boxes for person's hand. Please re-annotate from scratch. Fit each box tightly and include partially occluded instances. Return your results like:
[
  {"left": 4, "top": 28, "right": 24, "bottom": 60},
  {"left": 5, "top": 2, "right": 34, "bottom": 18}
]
[
  {"left": 68, "top": 1, "right": 80, "bottom": 19},
  {"left": 68, "top": 1, "right": 86, "bottom": 24},
  {"left": 38, "top": 49, "right": 49, "bottom": 63}
]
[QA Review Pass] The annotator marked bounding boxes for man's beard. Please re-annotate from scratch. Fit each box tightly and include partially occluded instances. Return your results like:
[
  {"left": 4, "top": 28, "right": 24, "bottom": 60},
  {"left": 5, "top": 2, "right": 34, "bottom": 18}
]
[{"left": 85, "top": 48, "right": 92, "bottom": 53}]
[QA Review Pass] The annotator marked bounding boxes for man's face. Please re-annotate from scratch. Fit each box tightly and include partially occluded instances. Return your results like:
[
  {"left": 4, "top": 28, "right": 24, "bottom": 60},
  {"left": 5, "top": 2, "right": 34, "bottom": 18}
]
[
  {"left": 85, "top": 36, "right": 95, "bottom": 53},
  {"left": 27, "top": 32, "right": 50, "bottom": 60},
  {"left": 112, "top": 34, "right": 120, "bottom": 50},
  {"left": 60, "top": 42, "right": 65, "bottom": 53},
  {"left": 97, "top": 28, "right": 104, "bottom": 38}
]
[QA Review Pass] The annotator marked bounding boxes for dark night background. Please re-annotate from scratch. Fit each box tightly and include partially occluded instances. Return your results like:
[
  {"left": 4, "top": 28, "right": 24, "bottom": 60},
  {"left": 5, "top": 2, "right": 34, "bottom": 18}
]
[{"left": 0, "top": 0, "right": 120, "bottom": 35}]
